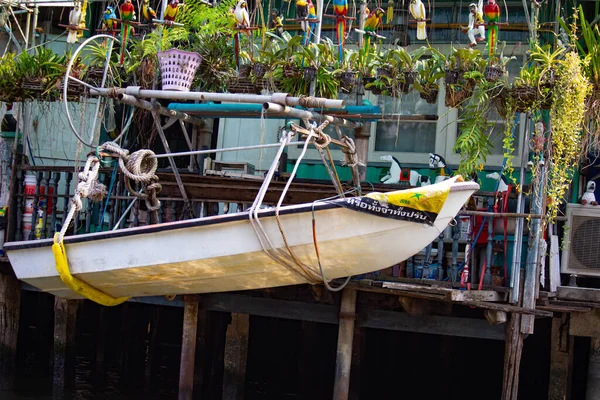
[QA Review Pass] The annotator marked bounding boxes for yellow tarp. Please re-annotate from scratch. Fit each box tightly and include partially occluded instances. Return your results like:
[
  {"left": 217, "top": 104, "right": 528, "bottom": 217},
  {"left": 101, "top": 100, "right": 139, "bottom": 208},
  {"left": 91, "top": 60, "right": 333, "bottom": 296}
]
[{"left": 366, "top": 184, "right": 450, "bottom": 215}]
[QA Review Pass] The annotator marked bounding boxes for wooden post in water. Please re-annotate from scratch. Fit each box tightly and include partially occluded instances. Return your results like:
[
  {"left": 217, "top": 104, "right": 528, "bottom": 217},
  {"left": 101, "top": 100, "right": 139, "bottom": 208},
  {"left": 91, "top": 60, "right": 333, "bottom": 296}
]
[
  {"left": 333, "top": 288, "right": 357, "bottom": 400},
  {"left": 501, "top": 312, "right": 524, "bottom": 400},
  {"left": 548, "top": 313, "right": 573, "bottom": 400},
  {"left": 179, "top": 295, "right": 199, "bottom": 400},
  {"left": 0, "top": 269, "right": 20, "bottom": 390},
  {"left": 222, "top": 313, "right": 250, "bottom": 400},
  {"left": 53, "top": 298, "right": 79, "bottom": 399}
]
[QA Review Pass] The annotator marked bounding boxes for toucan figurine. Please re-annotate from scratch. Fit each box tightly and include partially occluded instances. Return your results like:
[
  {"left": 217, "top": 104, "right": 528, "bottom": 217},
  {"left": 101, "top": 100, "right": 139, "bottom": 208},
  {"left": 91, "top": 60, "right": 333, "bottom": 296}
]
[
  {"left": 119, "top": 0, "right": 135, "bottom": 64},
  {"left": 409, "top": 0, "right": 427, "bottom": 40},
  {"left": 296, "top": 0, "right": 309, "bottom": 32},
  {"left": 483, "top": 0, "right": 500, "bottom": 58},
  {"left": 164, "top": 0, "right": 180, "bottom": 24},
  {"left": 305, "top": 0, "right": 317, "bottom": 45},
  {"left": 333, "top": 0, "right": 348, "bottom": 61},
  {"left": 142, "top": 0, "right": 157, "bottom": 23},
  {"left": 67, "top": 2, "right": 82, "bottom": 44}
]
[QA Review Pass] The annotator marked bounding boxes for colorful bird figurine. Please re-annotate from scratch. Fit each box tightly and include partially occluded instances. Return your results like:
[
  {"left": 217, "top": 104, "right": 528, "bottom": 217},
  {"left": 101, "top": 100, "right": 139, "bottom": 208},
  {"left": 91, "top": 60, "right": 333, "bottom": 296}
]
[
  {"left": 119, "top": 0, "right": 135, "bottom": 65},
  {"left": 306, "top": 0, "right": 317, "bottom": 45},
  {"left": 269, "top": 8, "right": 284, "bottom": 37},
  {"left": 233, "top": 0, "right": 251, "bottom": 70},
  {"left": 296, "top": 0, "right": 309, "bottom": 33},
  {"left": 164, "top": 0, "right": 180, "bottom": 24},
  {"left": 483, "top": 0, "right": 500, "bottom": 58},
  {"left": 364, "top": 7, "right": 384, "bottom": 46},
  {"left": 234, "top": 0, "right": 250, "bottom": 29},
  {"left": 409, "top": 0, "right": 427, "bottom": 40},
  {"left": 142, "top": 0, "right": 157, "bottom": 23},
  {"left": 333, "top": 0, "right": 348, "bottom": 61},
  {"left": 103, "top": 6, "right": 117, "bottom": 30},
  {"left": 463, "top": 0, "right": 485, "bottom": 47},
  {"left": 67, "top": 2, "right": 82, "bottom": 44}
]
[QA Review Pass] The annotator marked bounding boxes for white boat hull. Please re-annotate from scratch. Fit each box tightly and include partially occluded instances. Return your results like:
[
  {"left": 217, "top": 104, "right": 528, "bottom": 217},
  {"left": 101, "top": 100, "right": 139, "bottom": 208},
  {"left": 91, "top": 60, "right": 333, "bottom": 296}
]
[{"left": 6, "top": 179, "right": 478, "bottom": 299}]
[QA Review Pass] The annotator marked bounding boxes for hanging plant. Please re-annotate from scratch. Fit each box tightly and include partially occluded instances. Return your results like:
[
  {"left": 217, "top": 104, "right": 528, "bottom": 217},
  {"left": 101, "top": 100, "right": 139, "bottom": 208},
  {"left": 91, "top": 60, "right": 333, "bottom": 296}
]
[{"left": 546, "top": 51, "right": 591, "bottom": 221}]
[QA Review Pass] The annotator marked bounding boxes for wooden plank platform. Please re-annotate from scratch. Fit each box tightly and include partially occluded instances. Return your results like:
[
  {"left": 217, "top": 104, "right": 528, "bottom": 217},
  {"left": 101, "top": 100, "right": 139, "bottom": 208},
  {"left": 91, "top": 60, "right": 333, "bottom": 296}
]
[{"left": 557, "top": 286, "right": 600, "bottom": 304}]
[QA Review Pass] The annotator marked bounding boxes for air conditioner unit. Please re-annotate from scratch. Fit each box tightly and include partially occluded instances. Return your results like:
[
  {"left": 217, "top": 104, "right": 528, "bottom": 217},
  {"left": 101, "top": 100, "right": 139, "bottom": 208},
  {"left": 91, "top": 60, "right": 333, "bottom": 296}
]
[{"left": 561, "top": 203, "right": 600, "bottom": 276}]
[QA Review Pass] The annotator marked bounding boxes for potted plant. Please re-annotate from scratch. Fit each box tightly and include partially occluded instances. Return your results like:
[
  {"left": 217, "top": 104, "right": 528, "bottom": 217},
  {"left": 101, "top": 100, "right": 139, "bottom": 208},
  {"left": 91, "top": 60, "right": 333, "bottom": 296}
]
[
  {"left": 414, "top": 54, "right": 445, "bottom": 104},
  {"left": 510, "top": 64, "right": 542, "bottom": 112},
  {"left": 485, "top": 42, "right": 514, "bottom": 82},
  {"left": 0, "top": 54, "right": 21, "bottom": 102},
  {"left": 335, "top": 48, "right": 359, "bottom": 92}
]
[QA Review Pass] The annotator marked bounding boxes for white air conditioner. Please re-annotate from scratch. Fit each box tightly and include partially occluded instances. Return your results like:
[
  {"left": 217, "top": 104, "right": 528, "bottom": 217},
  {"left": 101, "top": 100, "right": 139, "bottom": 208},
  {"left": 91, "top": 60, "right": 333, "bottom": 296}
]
[{"left": 562, "top": 203, "right": 600, "bottom": 276}]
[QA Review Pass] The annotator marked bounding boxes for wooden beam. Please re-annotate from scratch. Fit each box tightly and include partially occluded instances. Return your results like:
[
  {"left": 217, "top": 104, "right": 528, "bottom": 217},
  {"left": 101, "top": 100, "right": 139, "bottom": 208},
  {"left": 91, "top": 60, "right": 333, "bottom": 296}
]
[
  {"left": 570, "top": 308, "right": 600, "bottom": 338},
  {"left": 222, "top": 313, "right": 249, "bottom": 400},
  {"left": 53, "top": 298, "right": 78, "bottom": 399},
  {"left": 0, "top": 269, "right": 20, "bottom": 390},
  {"left": 558, "top": 286, "right": 600, "bottom": 303},
  {"left": 548, "top": 314, "right": 574, "bottom": 400},
  {"left": 333, "top": 288, "right": 357, "bottom": 400},
  {"left": 179, "top": 295, "right": 199, "bottom": 400}
]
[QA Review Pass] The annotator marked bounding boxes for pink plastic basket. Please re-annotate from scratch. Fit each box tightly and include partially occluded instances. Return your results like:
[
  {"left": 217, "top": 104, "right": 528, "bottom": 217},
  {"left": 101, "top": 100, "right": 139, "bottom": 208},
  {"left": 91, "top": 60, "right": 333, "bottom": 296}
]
[{"left": 157, "top": 49, "right": 202, "bottom": 92}]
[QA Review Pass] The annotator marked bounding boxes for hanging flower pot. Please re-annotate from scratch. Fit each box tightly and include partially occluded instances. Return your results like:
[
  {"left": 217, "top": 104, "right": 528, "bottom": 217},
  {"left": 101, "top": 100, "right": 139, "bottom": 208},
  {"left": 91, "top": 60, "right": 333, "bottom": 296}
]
[
  {"left": 228, "top": 77, "right": 261, "bottom": 94},
  {"left": 445, "top": 69, "right": 460, "bottom": 85},
  {"left": 341, "top": 71, "right": 358, "bottom": 88},
  {"left": 157, "top": 49, "right": 202, "bottom": 92},
  {"left": 21, "top": 77, "right": 45, "bottom": 99},
  {"left": 253, "top": 62, "right": 267, "bottom": 78},
  {"left": 419, "top": 86, "right": 439, "bottom": 104},
  {"left": 239, "top": 64, "right": 252, "bottom": 78},
  {"left": 510, "top": 86, "right": 538, "bottom": 113},
  {"left": 404, "top": 70, "right": 418, "bottom": 85},
  {"left": 376, "top": 67, "right": 392, "bottom": 79},
  {"left": 445, "top": 84, "right": 473, "bottom": 108},
  {"left": 85, "top": 67, "right": 106, "bottom": 87},
  {"left": 485, "top": 65, "right": 504, "bottom": 82},
  {"left": 283, "top": 64, "right": 300, "bottom": 78},
  {"left": 303, "top": 66, "right": 317, "bottom": 82}
]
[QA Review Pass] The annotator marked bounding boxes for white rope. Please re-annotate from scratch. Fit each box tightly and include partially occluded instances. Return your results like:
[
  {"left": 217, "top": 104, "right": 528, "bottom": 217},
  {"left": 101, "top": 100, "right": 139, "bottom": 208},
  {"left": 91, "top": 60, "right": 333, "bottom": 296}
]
[{"left": 58, "top": 155, "right": 107, "bottom": 242}]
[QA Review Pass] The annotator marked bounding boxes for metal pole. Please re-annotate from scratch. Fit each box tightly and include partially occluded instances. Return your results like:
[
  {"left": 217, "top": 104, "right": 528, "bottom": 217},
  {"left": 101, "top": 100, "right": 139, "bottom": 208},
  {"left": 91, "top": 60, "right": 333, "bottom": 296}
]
[
  {"left": 509, "top": 114, "right": 531, "bottom": 304},
  {"left": 149, "top": 141, "right": 305, "bottom": 159},
  {"left": 28, "top": 2, "right": 38, "bottom": 50},
  {"left": 117, "top": 94, "right": 204, "bottom": 126},
  {"left": 91, "top": 87, "right": 346, "bottom": 109},
  {"left": 151, "top": 111, "right": 195, "bottom": 218},
  {"left": 263, "top": 102, "right": 362, "bottom": 129}
]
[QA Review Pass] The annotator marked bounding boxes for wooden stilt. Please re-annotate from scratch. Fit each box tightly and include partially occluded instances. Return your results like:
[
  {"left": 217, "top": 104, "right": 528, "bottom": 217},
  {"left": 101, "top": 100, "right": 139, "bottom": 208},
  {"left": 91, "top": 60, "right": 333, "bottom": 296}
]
[
  {"left": 587, "top": 338, "right": 600, "bottom": 400},
  {"left": 349, "top": 325, "right": 364, "bottom": 400},
  {"left": 548, "top": 313, "right": 573, "bottom": 400},
  {"left": 144, "top": 308, "right": 161, "bottom": 390},
  {"left": 0, "top": 269, "right": 20, "bottom": 390},
  {"left": 53, "top": 298, "right": 78, "bottom": 399},
  {"left": 179, "top": 295, "right": 199, "bottom": 400},
  {"left": 95, "top": 307, "right": 107, "bottom": 389},
  {"left": 222, "top": 313, "right": 250, "bottom": 400},
  {"left": 333, "top": 288, "right": 357, "bottom": 400},
  {"left": 502, "top": 312, "right": 524, "bottom": 400}
]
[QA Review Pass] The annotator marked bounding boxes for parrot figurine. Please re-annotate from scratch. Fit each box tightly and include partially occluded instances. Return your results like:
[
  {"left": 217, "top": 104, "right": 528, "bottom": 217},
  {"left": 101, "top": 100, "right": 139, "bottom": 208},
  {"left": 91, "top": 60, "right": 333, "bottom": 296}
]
[
  {"left": 67, "top": 2, "right": 82, "bottom": 44},
  {"left": 363, "top": 7, "right": 384, "bottom": 54},
  {"left": 103, "top": 5, "right": 117, "bottom": 30},
  {"left": 233, "top": 0, "right": 251, "bottom": 70},
  {"left": 305, "top": 0, "right": 317, "bottom": 45},
  {"left": 164, "top": 0, "right": 180, "bottom": 23},
  {"left": 296, "top": 0, "right": 309, "bottom": 33},
  {"left": 483, "top": 0, "right": 500, "bottom": 58},
  {"left": 333, "top": 0, "right": 348, "bottom": 61},
  {"left": 142, "top": 0, "right": 157, "bottom": 23},
  {"left": 119, "top": 0, "right": 135, "bottom": 65},
  {"left": 409, "top": 0, "right": 427, "bottom": 40}
]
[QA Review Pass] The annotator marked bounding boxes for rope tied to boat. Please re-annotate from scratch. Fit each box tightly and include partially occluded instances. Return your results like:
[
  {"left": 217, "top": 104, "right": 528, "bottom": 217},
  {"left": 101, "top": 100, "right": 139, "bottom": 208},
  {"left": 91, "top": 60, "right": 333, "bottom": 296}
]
[{"left": 100, "top": 141, "right": 162, "bottom": 219}]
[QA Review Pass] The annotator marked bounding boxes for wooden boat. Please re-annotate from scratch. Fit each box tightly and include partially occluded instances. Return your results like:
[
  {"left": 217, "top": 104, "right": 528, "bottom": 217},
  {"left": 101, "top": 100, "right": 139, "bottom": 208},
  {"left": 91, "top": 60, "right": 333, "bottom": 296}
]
[{"left": 5, "top": 177, "right": 478, "bottom": 299}]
